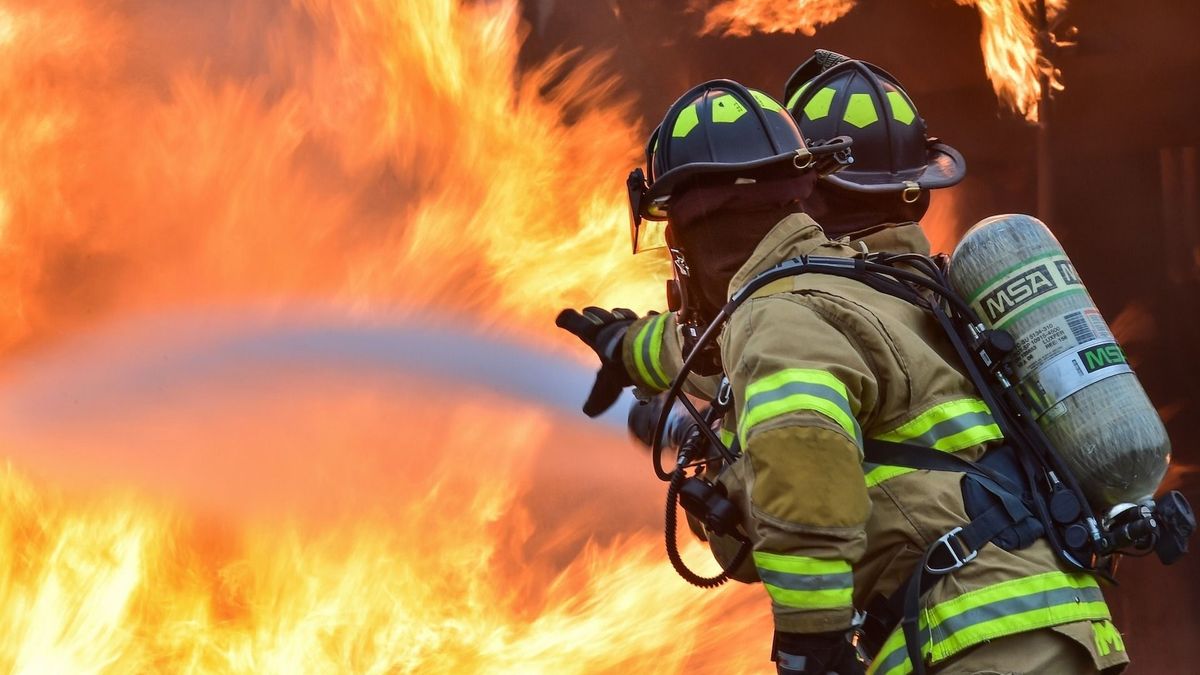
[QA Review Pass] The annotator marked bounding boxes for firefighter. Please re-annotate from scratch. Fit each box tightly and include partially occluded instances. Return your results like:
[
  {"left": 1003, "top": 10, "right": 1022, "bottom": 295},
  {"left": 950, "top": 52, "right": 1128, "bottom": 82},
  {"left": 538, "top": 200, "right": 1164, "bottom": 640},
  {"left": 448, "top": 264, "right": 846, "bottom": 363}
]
[{"left": 557, "top": 65, "right": 1128, "bottom": 674}]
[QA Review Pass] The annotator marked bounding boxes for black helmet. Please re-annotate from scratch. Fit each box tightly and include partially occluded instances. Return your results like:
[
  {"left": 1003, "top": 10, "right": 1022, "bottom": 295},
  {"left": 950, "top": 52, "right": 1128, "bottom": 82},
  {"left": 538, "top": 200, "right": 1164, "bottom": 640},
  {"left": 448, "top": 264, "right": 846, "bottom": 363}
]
[
  {"left": 783, "top": 50, "right": 965, "bottom": 199},
  {"left": 627, "top": 79, "right": 850, "bottom": 252}
]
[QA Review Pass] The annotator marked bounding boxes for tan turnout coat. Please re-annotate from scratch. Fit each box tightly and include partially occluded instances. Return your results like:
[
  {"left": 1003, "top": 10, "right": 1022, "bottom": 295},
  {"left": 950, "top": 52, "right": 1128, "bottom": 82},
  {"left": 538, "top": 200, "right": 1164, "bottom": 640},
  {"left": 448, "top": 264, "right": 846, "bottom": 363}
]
[{"left": 622, "top": 213, "right": 1128, "bottom": 674}]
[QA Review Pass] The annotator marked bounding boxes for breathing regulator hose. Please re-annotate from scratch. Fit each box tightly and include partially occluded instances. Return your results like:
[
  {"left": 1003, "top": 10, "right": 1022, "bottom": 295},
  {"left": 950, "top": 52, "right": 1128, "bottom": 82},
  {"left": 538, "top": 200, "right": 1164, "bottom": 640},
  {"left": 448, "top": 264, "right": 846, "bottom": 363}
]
[{"left": 664, "top": 456, "right": 752, "bottom": 588}]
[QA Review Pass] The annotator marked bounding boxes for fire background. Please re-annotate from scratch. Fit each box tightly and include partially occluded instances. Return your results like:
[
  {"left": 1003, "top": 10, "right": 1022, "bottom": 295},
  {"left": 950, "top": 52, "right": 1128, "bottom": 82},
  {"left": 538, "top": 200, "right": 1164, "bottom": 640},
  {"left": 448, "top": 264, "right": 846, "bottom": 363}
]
[{"left": 0, "top": 0, "right": 1196, "bottom": 673}]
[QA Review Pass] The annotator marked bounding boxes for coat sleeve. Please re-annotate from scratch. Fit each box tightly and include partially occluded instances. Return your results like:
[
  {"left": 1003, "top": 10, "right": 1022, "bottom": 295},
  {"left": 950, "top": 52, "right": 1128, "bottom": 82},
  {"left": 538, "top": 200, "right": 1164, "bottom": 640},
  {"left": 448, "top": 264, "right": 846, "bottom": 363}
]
[
  {"left": 722, "top": 293, "right": 878, "bottom": 634},
  {"left": 621, "top": 311, "right": 720, "bottom": 398}
]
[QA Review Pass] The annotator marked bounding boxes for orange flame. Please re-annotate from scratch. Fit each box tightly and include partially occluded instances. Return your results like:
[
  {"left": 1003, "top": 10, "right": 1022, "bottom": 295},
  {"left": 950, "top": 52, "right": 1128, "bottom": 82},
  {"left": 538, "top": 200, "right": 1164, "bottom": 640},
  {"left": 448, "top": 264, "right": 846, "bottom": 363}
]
[
  {"left": 0, "top": 369, "right": 767, "bottom": 671},
  {"left": 0, "top": 0, "right": 778, "bottom": 670},
  {"left": 701, "top": 0, "right": 856, "bottom": 37},
  {"left": 700, "top": 0, "right": 1068, "bottom": 121},
  {"left": 0, "top": 0, "right": 667, "bottom": 356}
]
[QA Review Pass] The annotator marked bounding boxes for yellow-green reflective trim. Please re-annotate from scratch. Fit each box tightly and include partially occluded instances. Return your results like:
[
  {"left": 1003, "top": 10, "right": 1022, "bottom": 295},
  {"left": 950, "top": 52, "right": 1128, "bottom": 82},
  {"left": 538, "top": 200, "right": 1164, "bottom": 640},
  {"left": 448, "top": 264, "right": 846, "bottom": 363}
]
[
  {"left": 865, "top": 423, "right": 1004, "bottom": 486},
  {"left": 867, "top": 572, "right": 1109, "bottom": 675},
  {"left": 764, "top": 585, "right": 854, "bottom": 610},
  {"left": 750, "top": 89, "right": 783, "bottom": 112},
  {"left": 754, "top": 552, "right": 854, "bottom": 610},
  {"left": 711, "top": 94, "right": 748, "bottom": 123},
  {"left": 786, "top": 82, "right": 811, "bottom": 111},
  {"left": 752, "top": 551, "right": 852, "bottom": 575},
  {"left": 843, "top": 92, "right": 879, "bottom": 128},
  {"left": 672, "top": 104, "right": 700, "bottom": 138},
  {"left": 745, "top": 369, "right": 852, "bottom": 408},
  {"left": 719, "top": 427, "right": 736, "bottom": 447},
  {"left": 877, "top": 398, "right": 992, "bottom": 443},
  {"left": 887, "top": 91, "right": 916, "bottom": 125},
  {"left": 632, "top": 316, "right": 668, "bottom": 391},
  {"left": 803, "top": 87, "right": 836, "bottom": 121},
  {"left": 865, "top": 399, "right": 1003, "bottom": 487},
  {"left": 646, "top": 313, "right": 670, "bottom": 388},
  {"left": 926, "top": 572, "right": 1102, "bottom": 632},
  {"left": 739, "top": 369, "right": 859, "bottom": 447},
  {"left": 1093, "top": 620, "right": 1125, "bottom": 656}
]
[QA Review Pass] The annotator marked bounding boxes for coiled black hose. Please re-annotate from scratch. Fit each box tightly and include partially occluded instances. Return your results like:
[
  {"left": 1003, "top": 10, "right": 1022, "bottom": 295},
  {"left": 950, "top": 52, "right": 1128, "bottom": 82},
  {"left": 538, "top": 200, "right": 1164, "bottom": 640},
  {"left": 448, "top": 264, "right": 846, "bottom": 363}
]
[{"left": 664, "top": 466, "right": 751, "bottom": 588}]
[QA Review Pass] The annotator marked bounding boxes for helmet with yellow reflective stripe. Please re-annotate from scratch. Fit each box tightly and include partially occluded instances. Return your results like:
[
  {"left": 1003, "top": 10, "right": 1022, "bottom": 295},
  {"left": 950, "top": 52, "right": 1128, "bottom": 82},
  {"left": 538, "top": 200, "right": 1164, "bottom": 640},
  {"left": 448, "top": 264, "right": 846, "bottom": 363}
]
[
  {"left": 626, "top": 79, "right": 851, "bottom": 252},
  {"left": 783, "top": 50, "right": 965, "bottom": 197}
]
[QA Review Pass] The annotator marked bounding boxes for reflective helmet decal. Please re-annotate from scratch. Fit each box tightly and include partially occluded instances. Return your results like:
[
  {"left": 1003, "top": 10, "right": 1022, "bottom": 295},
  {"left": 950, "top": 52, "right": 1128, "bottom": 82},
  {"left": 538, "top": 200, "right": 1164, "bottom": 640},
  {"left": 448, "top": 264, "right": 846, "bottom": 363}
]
[
  {"left": 749, "top": 90, "right": 784, "bottom": 112},
  {"left": 672, "top": 104, "right": 700, "bottom": 138},
  {"left": 886, "top": 91, "right": 916, "bottom": 124},
  {"left": 803, "top": 87, "right": 836, "bottom": 121},
  {"left": 785, "top": 82, "right": 810, "bottom": 111},
  {"left": 842, "top": 93, "right": 879, "bottom": 129},
  {"left": 711, "top": 94, "right": 748, "bottom": 123}
]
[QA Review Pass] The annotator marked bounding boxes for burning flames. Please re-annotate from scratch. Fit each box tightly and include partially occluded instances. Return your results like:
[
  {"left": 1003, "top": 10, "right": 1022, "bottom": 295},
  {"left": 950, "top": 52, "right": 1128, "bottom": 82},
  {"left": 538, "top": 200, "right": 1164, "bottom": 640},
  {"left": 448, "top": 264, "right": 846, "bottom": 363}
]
[
  {"left": 0, "top": 0, "right": 781, "bottom": 671},
  {"left": 701, "top": 0, "right": 1068, "bottom": 121},
  {"left": 0, "top": 364, "right": 766, "bottom": 672},
  {"left": 0, "top": 0, "right": 666, "bottom": 356},
  {"left": 700, "top": 0, "right": 856, "bottom": 37}
]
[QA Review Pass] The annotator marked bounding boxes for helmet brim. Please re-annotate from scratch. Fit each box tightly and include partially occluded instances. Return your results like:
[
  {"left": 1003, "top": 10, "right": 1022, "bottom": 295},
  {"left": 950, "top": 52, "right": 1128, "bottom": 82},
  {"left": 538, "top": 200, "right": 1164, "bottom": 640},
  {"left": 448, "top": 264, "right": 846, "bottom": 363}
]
[
  {"left": 640, "top": 141, "right": 849, "bottom": 220},
  {"left": 822, "top": 141, "right": 965, "bottom": 193}
]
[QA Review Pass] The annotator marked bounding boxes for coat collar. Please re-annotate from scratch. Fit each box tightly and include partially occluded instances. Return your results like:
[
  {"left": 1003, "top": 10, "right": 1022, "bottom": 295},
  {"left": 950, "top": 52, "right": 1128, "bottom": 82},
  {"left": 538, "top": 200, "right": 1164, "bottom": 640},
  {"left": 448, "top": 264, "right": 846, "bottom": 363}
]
[{"left": 727, "top": 216, "right": 932, "bottom": 298}]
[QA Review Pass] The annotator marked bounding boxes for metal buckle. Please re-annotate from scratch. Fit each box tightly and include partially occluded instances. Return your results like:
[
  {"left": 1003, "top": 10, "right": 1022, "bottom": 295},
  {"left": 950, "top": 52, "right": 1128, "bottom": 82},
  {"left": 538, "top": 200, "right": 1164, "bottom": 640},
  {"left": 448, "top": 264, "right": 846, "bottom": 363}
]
[
  {"left": 901, "top": 181, "right": 921, "bottom": 203},
  {"left": 925, "top": 527, "right": 978, "bottom": 574}
]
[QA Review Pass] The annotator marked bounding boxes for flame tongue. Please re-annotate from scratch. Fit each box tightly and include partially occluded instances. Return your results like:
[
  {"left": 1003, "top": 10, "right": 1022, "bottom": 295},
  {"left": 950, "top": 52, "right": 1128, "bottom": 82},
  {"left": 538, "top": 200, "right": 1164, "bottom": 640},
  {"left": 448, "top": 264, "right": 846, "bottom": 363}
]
[{"left": 701, "top": 0, "right": 1068, "bottom": 121}]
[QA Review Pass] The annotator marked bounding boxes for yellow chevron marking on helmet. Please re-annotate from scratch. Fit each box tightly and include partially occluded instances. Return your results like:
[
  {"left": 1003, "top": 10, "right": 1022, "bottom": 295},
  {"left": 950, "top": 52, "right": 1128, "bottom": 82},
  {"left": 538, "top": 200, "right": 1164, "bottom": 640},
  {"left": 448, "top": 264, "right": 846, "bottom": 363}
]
[
  {"left": 750, "top": 89, "right": 783, "bottom": 112},
  {"left": 711, "top": 94, "right": 748, "bottom": 123},
  {"left": 786, "top": 82, "right": 811, "bottom": 111},
  {"left": 843, "top": 93, "right": 878, "bottom": 128},
  {"left": 802, "top": 87, "right": 836, "bottom": 121},
  {"left": 887, "top": 91, "right": 916, "bottom": 125},
  {"left": 672, "top": 104, "right": 700, "bottom": 138}
]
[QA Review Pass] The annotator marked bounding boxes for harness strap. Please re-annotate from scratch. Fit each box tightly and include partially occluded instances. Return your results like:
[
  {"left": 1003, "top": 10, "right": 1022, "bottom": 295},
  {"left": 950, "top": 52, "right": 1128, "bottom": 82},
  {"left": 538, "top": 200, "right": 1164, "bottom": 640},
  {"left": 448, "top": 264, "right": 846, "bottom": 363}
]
[{"left": 861, "top": 440, "right": 1038, "bottom": 674}]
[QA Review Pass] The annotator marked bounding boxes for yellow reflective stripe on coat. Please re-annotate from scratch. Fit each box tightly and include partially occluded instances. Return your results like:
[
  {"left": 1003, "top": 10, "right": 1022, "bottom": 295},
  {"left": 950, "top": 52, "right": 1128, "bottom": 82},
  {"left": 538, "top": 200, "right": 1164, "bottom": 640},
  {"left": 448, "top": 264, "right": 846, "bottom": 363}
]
[
  {"left": 719, "top": 427, "right": 736, "bottom": 448},
  {"left": 863, "top": 398, "right": 1004, "bottom": 487},
  {"left": 753, "top": 551, "right": 854, "bottom": 610},
  {"left": 867, "top": 572, "right": 1109, "bottom": 675},
  {"left": 632, "top": 314, "right": 670, "bottom": 391},
  {"left": 739, "top": 368, "right": 861, "bottom": 448}
]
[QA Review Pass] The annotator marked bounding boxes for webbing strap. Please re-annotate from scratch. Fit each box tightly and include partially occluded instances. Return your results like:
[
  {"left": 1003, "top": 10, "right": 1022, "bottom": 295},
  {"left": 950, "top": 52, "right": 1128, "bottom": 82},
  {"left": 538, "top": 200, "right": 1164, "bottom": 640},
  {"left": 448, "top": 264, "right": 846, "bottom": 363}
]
[{"left": 862, "top": 440, "right": 1037, "bottom": 674}]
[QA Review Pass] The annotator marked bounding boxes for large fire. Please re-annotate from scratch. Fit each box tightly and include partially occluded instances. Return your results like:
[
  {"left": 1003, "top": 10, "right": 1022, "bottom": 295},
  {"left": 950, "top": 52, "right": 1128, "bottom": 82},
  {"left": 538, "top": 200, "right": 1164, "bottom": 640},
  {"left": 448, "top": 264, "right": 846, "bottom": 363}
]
[
  {"left": 0, "top": 0, "right": 783, "bottom": 671},
  {"left": 0, "top": 0, "right": 666, "bottom": 356},
  {"left": 701, "top": 0, "right": 1068, "bottom": 121},
  {"left": 0, "top": 321, "right": 767, "bottom": 671}
]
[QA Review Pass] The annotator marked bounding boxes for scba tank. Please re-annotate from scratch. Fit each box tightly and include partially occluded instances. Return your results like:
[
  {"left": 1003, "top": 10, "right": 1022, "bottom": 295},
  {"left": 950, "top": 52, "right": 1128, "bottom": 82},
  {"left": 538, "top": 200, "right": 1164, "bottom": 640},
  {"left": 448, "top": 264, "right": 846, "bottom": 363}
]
[{"left": 949, "top": 214, "right": 1169, "bottom": 509}]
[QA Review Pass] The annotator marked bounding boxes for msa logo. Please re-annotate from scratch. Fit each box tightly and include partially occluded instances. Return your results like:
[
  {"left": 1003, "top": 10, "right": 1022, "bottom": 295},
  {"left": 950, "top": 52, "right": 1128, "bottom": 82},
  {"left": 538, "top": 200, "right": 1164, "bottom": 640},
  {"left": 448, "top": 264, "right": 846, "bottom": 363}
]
[
  {"left": 1055, "top": 259, "right": 1081, "bottom": 286},
  {"left": 980, "top": 264, "right": 1058, "bottom": 323},
  {"left": 1079, "top": 342, "right": 1126, "bottom": 373}
]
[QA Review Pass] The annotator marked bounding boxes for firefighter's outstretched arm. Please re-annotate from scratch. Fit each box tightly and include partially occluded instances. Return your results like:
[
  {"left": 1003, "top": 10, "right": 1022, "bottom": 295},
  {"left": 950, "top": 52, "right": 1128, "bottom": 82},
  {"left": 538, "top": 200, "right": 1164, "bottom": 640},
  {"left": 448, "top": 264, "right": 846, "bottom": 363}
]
[{"left": 723, "top": 293, "right": 877, "bottom": 674}]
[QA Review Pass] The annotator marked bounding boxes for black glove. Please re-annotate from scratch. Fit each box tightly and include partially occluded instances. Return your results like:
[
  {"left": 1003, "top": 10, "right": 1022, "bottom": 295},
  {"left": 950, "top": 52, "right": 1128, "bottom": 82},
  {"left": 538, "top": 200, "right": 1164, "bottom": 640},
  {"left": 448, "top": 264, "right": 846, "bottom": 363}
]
[
  {"left": 555, "top": 307, "right": 638, "bottom": 417},
  {"left": 773, "top": 630, "right": 865, "bottom": 675}
]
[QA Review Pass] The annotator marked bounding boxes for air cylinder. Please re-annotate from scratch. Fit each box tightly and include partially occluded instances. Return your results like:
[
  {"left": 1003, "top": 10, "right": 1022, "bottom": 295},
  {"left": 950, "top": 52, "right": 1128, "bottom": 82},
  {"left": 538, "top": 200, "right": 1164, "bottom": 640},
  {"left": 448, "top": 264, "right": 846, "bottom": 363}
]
[{"left": 949, "top": 214, "right": 1169, "bottom": 509}]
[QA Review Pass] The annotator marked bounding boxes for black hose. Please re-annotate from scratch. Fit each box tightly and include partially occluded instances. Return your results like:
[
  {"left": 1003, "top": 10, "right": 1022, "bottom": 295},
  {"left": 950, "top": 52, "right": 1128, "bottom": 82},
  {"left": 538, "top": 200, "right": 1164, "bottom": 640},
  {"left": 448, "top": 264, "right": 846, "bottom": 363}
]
[{"left": 664, "top": 466, "right": 752, "bottom": 588}]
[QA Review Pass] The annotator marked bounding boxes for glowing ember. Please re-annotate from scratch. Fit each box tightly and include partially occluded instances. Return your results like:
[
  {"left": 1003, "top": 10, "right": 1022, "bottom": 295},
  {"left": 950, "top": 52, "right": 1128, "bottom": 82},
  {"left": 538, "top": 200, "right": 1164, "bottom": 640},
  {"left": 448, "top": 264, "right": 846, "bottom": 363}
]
[{"left": 701, "top": 0, "right": 1068, "bottom": 121}]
